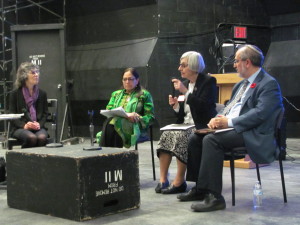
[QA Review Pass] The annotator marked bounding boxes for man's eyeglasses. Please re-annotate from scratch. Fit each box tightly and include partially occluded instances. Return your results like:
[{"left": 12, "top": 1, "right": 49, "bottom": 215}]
[
  {"left": 233, "top": 59, "right": 245, "bottom": 64},
  {"left": 179, "top": 64, "right": 188, "bottom": 68},
  {"left": 122, "top": 77, "right": 135, "bottom": 82}
]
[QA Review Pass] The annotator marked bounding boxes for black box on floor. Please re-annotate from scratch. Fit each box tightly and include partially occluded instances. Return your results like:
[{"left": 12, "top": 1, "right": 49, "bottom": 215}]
[{"left": 6, "top": 146, "right": 140, "bottom": 221}]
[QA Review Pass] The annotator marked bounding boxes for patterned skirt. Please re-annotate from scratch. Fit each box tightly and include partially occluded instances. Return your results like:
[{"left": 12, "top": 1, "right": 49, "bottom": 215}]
[{"left": 156, "top": 127, "right": 195, "bottom": 164}]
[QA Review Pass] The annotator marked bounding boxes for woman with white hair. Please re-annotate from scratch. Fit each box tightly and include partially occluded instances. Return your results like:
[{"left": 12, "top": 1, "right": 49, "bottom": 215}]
[
  {"left": 155, "top": 51, "right": 217, "bottom": 194},
  {"left": 9, "top": 62, "right": 49, "bottom": 148}
]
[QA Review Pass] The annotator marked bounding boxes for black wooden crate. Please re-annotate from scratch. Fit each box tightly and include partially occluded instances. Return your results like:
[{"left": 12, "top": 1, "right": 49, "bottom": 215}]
[{"left": 6, "top": 146, "right": 140, "bottom": 221}]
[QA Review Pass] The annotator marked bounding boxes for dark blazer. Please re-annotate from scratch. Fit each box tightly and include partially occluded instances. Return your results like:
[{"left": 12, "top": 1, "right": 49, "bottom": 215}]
[
  {"left": 8, "top": 88, "right": 48, "bottom": 135},
  {"left": 176, "top": 73, "right": 217, "bottom": 129},
  {"left": 229, "top": 69, "right": 283, "bottom": 163}
]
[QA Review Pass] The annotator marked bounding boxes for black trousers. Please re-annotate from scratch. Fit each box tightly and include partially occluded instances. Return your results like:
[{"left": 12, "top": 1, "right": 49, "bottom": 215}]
[
  {"left": 186, "top": 133, "right": 205, "bottom": 182},
  {"left": 100, "top": 118, "right": 123, "bottom": 148},
  {"left": 195, "top": 130, "right": 245, "bottom": 196}
]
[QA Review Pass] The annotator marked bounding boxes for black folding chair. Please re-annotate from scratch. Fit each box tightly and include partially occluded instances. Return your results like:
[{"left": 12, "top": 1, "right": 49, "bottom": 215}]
[{"left": 225, "top": 108, "right": 287, "bottom": 206}]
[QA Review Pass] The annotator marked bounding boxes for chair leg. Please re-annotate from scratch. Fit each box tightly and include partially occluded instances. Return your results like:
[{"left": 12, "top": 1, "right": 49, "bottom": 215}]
[
  {"left": 230, "top": 157, "right": 235, "bottom": 206},
  {"left": 255, "top": 164, "right": 261, "bottom": 185},
  {"left": 150, "top": 127, "right": 156, "bottom": 181},
  {"left": 135, "top": 143, "right": 138, "bottom": 150},
  {"left": 8, "top": 142, "right": 12, "bottom": 150},
  {"left": 279, "top": 158, "right": 287, "bottom": 203}
]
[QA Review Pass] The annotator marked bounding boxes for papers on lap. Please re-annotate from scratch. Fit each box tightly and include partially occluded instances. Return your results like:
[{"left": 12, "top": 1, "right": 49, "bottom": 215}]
[
  {"left": 160, "top": 124, "right": 195, "bottom": 131},
  {"left": 100, "top": 107, "right": 128, "bottom": 118},
  {"left": 194, "top": 127, "right": 234, "bottom": 134}
]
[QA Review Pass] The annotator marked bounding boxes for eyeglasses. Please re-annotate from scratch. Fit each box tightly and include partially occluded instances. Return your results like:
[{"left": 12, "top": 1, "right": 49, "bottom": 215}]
[
  {"left": 233, "top": 59, "right": 245, "bottom": 64},
  {"left": 179, "top": 64, "right": 188, "bottom": 68},
  {"left": 122, "top": 77, "right": 135, "bottom": 82},
  {"left": 30, "top": 70, "right": 40, "bottom": 75}
]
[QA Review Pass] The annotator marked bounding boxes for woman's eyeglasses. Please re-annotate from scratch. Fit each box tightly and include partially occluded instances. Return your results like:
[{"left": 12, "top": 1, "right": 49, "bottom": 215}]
[
  {"left": 123, "top": 77, "right": 135, "bottom": 82},
  {"left": 179, "top": 64, "right": 188, "bottom": 68},
  {"left": 30, "top": 70, "right": 40, "bottom": 75}
]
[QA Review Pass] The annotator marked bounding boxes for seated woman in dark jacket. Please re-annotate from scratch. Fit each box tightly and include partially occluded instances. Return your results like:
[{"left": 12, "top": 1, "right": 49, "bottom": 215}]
[
  {"left": 155, "top": 51, "right": 217, "bottom": 194},
  {"left": 9, "top": 62, "right": 48, "bottom": 148}
]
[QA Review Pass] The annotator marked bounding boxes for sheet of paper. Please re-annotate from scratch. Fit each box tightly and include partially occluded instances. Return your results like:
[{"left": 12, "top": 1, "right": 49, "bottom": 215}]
[
  {"left": 160, "top": 124, "right": 195, "bottom": 131},
  {"left": 0, "top": 113, "right": 24, "bottom": 120},
  {"left": 100, "top": 107, "right": 128, "bottom": 118}
]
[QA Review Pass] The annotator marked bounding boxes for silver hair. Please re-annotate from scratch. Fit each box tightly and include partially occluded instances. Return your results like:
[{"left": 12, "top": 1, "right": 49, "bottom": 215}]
[
  {"left": 237, "top": 44, "right": 264, "bottom": 67},
  {"left": 180, "top": 51, "right": 205, "bottom": 73},
  {"left": 14, "top": 62, "right": 39, "bottom": 89}
]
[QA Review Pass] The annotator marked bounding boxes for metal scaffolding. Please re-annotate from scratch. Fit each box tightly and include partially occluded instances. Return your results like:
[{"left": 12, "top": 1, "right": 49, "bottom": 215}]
[{"left": 1, "top": 0, "right": 65, "bottom": 80}]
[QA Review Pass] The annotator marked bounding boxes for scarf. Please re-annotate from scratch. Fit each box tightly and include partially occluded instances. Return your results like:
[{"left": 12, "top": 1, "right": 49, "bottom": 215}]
[{"left": 22, "top": 86, "right": 39, "bottom": 121}]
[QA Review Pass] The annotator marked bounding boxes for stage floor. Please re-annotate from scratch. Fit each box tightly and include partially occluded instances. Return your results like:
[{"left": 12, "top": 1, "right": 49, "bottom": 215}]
[{"left": 1, "top": 138, "right": 300, "bottom": 225}]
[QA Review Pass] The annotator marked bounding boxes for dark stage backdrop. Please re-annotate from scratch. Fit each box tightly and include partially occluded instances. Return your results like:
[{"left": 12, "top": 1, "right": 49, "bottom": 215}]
[
  {"left": 10, "top": 0, "right": 300, "bottom": 138},
  {"left": 65, "top": 0, "right": 272, "bottom": 138},
  {"left": 264, "top": 40, "right": 300, "bottom": 137}
]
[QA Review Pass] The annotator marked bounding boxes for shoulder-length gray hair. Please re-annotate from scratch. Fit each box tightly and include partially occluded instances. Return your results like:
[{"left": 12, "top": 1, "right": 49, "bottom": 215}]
[
  {"left": 180, "top": 51, "right": 205, "bottom": 73},
  {"left": 14, "top": 62, "right": 39, "bottom": 89}
]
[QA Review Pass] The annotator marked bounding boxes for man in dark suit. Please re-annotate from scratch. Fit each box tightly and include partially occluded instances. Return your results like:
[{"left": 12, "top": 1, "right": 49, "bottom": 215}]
[{"left": 178, "top": 44, "right": 283, "bottom": 212}]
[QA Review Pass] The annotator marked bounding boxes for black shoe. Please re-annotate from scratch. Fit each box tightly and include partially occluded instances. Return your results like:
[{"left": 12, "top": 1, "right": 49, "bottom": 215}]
[
  {"left": 161, "top": 181, "right": 187, "bottom": 194},
  {"left": 191, "top": 193, "right": 226, "bottom": 212},
  {"left": 177, "top": 186, "right": 205, "bottom": 201},
  {"left": 155, "top": 180, "right": 169, "bottom": 193}
]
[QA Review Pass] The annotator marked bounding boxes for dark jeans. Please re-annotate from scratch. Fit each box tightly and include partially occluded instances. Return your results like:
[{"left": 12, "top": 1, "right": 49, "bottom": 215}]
[{"left": 12, "top": 128, "right": 48, "bottom": 148}]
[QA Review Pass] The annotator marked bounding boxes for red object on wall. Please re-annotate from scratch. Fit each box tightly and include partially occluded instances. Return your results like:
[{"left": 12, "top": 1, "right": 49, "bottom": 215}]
[{"left": 234, "top": 26, "right": 247, "bottom": 39}]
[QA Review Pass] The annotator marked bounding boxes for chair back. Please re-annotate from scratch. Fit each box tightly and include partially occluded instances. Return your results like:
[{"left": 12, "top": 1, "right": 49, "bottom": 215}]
[
  {"left": 46, "top": 99, "right": 58, "bottom": 142},
  {"left": 275, "top": 107, "right": 285, "bottom": 131},
  {"left": 46, "top": 99, "right": 58, "bottom": 124}
]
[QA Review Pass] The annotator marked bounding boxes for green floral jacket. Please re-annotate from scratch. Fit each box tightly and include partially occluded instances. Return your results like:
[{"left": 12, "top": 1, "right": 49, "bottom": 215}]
[{"left": 97, "top": 88, "right": 155, "bottom": 148}]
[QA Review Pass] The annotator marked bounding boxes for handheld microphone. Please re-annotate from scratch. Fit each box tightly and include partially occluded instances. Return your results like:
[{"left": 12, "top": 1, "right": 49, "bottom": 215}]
[
  {"left": 22, "top": 108, "right": 32, "bottom": 121},
  {"left": 171, "top": 76, "right": 176, "bottom": 97}
]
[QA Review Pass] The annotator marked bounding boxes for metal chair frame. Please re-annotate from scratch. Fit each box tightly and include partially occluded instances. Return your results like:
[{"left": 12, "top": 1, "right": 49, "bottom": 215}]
[
  {"left": 226, "top": 108, "right": 287, "bottom": 206},
  {"left": 135, "top": 125, "right": 156, "bottom": 181}
]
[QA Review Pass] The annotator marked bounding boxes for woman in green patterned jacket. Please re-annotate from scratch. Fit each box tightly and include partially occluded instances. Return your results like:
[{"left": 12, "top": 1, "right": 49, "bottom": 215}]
[{"left": 97, "top": 68, "right": 155, "bottom": 148}]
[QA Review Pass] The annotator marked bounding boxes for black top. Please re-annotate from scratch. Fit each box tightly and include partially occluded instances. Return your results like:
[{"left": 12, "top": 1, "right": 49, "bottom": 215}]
[
  {"left": 8, "top": 87, "right": 48, "bottom": 135},
  {"left": 176, "top": 73, "right": 217, "bottom": 129}
]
